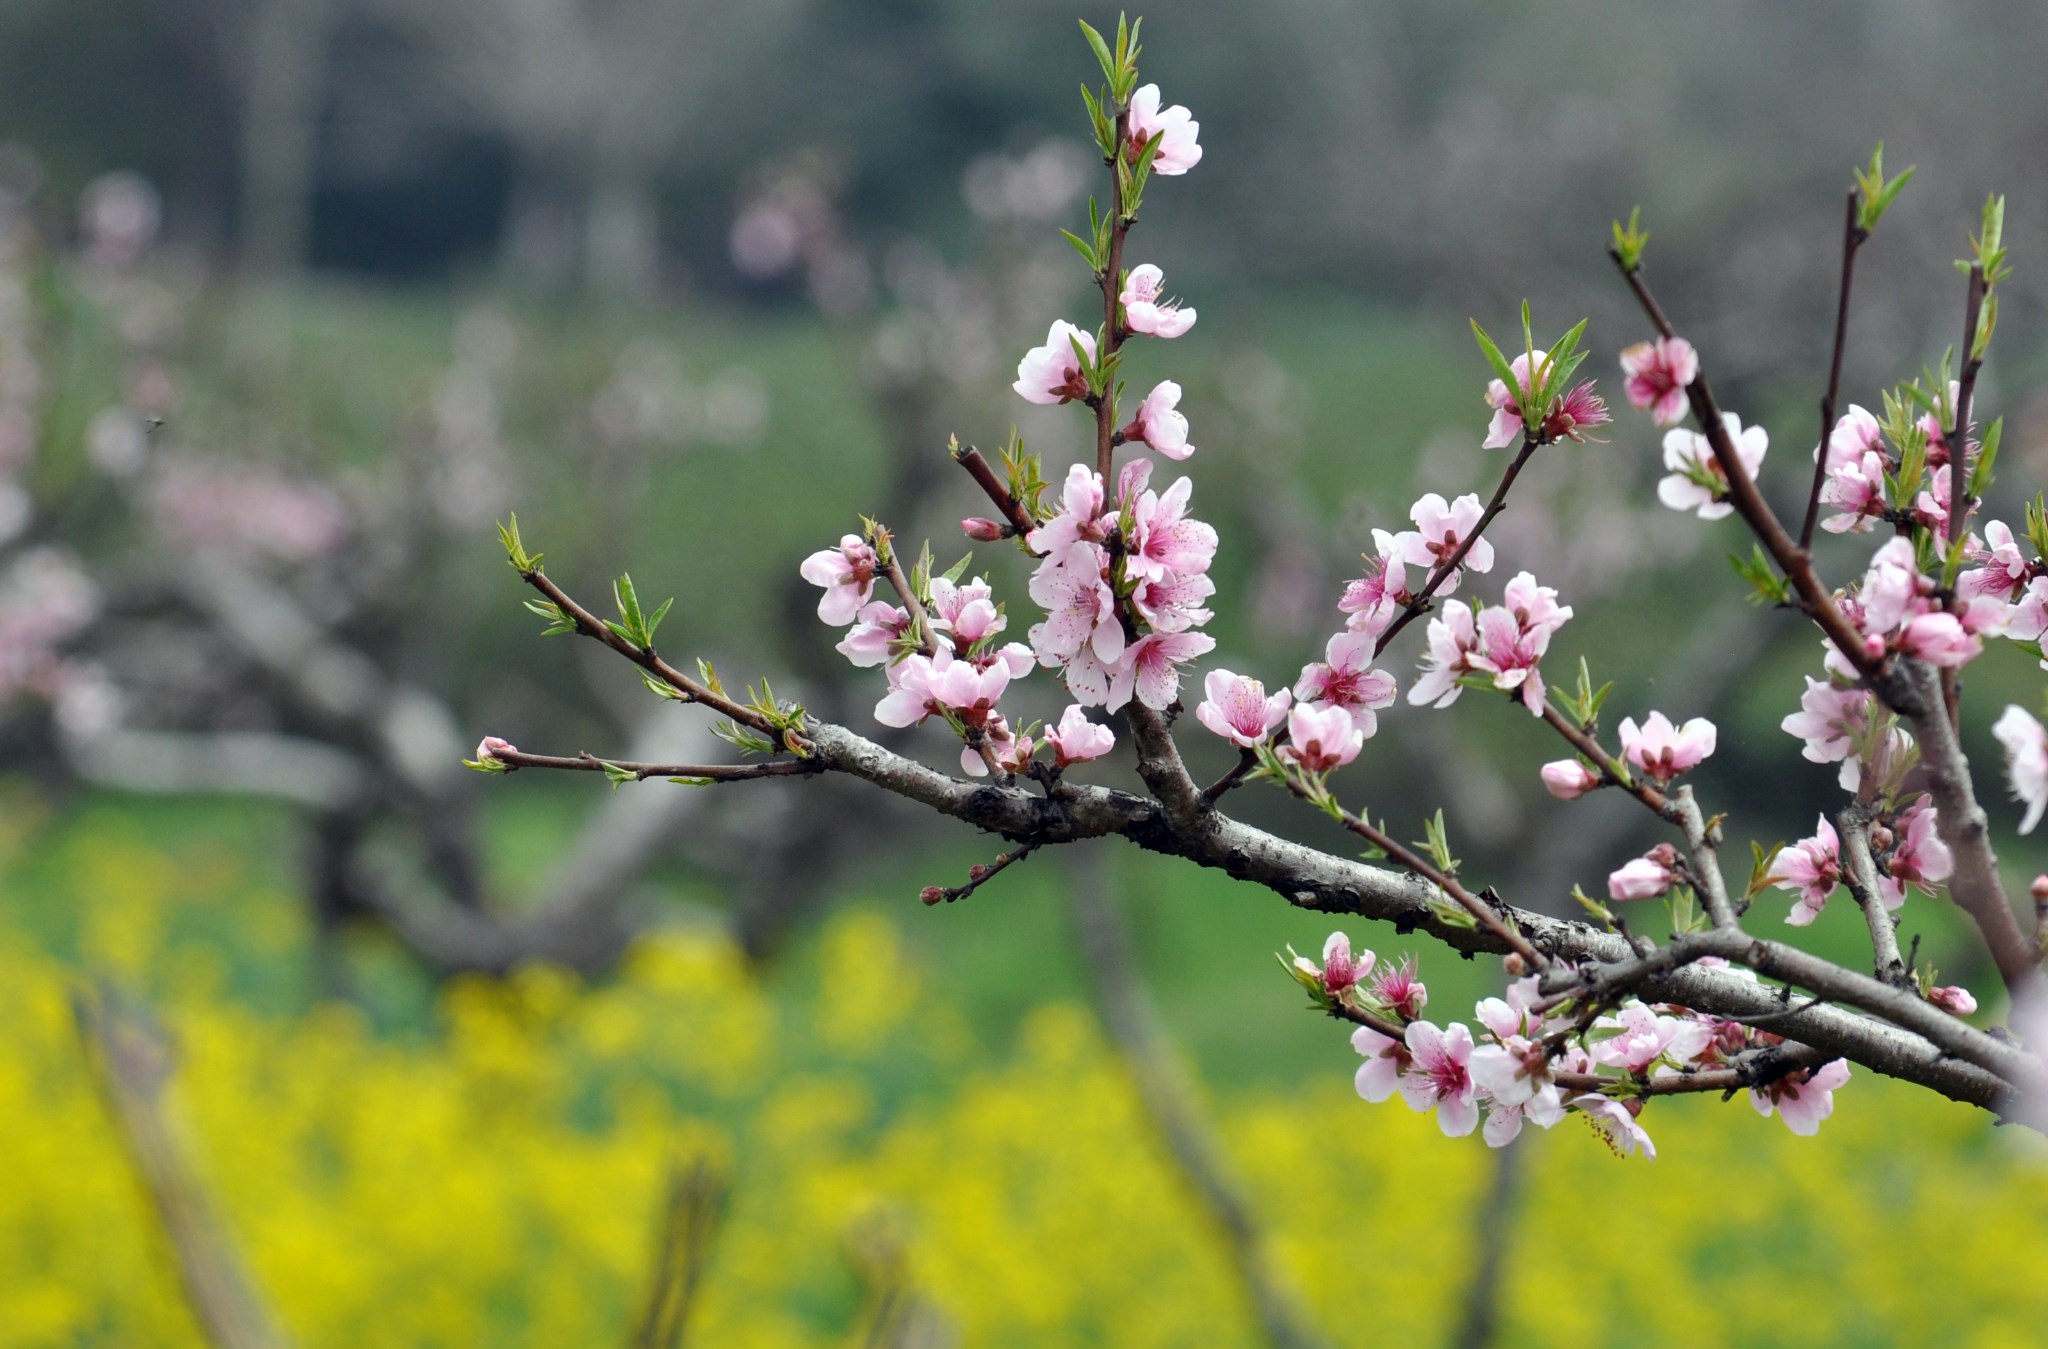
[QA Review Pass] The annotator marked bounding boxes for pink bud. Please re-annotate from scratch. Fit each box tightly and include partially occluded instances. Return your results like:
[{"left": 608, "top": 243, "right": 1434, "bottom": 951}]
[
  {"left": 1927, "top": 985, "right": 1978, "bottom": 1016},
  {"left": 1540, "top": 759, "right": 1601, "bottom": 800},
  {"left": 477, "top": 736, "right": 517, "bottom": 762},
  {"left": 961, "top": 517, "right": 1006, "bottom": 542},
  {"left": 919, "top": 886, "right": 945, "bottom": 906}
]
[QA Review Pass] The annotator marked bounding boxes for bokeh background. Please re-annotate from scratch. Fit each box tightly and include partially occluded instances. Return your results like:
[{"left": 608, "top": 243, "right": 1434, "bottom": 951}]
[{"left": 8, "top": 1, "right": 2048, "bottom": 1344}]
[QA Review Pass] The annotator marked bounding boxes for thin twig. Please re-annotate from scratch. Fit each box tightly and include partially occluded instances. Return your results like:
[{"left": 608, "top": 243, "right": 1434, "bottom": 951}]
[
  {"left": 1281, "top": 770, "right": 1547, "bottom": 971},
  {"left": 950, "top": 442, "right": 1040, "bottom": 547},
  {"left": 491, "top": 748, "right": 823, "bottom": 783},
  {"left": 1374, "top": 433, "right": 1540, "bottom": 658},
  {"left": 1948, "top": 263, "right": 1989, "bottom": 550},
  {"left": 1837, "top": 806, "right": 1910, "bottom": 989},
  {"left": 523, "top": 569, "right": 788, "bottom": 739},
  {"left": 1610, "top": 254, "right": 1908, "bottom": 707},
  {"left": 1799, "top": 191, "right": 1866, "bottom": 551}
]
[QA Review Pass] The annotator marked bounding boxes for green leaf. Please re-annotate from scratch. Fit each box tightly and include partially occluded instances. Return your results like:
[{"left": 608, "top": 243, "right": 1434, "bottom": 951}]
[
  {"left": 1746, "top": 841, "right": 1784, "bottom": 900},
  {"left": 1469, "top": 319, "right": 1524, "bottom": 404},
  {"left": 1729, "top": 544, "right": 1793, "bottom": 607},
  {"left": 1853, "top": 145, "right": 1915, "bottom": 234},
  {"left": 496, "top": 514, "right": 542, "bottom": 573},
  {"left": 641, "top": 671, "right": 687, "bottom": 702},
  {"left": 1060, "top": 228, "right": 1100, "bottom": 270},
  {"left": 1610, "top": 206, "right": 1649, "bottom": 269},
  {"left": 939, "top": 552, "right": 974, "bottom": 586},
  {"left": 1078, "top": 19, "right": 1117, "bottom": 84},
  {"left": 614, "top": 574, "right": 647, "bottom": 646},
  {"left": 522, "top": 598, "right": 574, "bottom": 636}
]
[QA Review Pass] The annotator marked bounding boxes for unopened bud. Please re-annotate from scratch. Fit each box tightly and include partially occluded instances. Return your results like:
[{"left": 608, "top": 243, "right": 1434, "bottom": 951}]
[
  {"left": 919, "top": 886, "right": 945, "bottom": 906},
  {"left": 1503, "top": 953, "right": 1528, "bottom": 977},
  {"left": 961, "top": 517, "right": 1006, "bottom": 542},
  {"left": 2031, "top": 874, "right": 2048, "bottom": 904},
  {"left": 1869, "top": 823, "right": 1894, "bottom": 852},
  {"left": 968, "top": 864, "right": 989, "bottom": 881}
]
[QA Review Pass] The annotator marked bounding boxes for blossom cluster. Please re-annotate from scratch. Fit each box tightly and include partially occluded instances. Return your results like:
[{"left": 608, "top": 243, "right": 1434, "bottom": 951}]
[
  {"left": 799, "top": 76, "right": 1215, "bottom": 773},
  {"left": 1291, "top": 934, "right": 1853, "bottom": 1154}
]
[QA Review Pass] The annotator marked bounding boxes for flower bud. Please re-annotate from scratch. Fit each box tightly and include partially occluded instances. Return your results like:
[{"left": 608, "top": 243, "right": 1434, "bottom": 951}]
[
  {"left": 919, "top": 886, "right": 946, "bottom": 906},
  {"left": 961, "top": 517, "right": 1006, "bottom": 542},
  {"left": 1539, "top": 759, "right": 1600, "bottom": 800},
  {"left": 1503, "top": 953, "right": 1528, "bottom": 977}
]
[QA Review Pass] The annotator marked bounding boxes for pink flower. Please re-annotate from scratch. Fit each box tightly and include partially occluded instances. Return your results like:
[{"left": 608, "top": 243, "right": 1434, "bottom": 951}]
[
  {"left": 1541, "top": 382, "right": 1611, "bottom": 444},
  {"left": 1130, "top": 570, "right": 1216, "bottom": 633},
  {"left": 1119, "top": 264, "right": 1196, "bottom": 338},
  {"left": 1338, "top": 535, "right": 1414, "bottom": 637},
  {"left": 1350, "top": 1024, "right": 1409, "bottom": 1103},
  {"left": 1293, "top": 631, "right": 1398, "bottom": 736},
  {"left": 1619, "top": 336, "right": 1698, "bottom": 426},
  {"left": 1125, "top": 83, "right": 1202, "bottom": 176},
  {"left": 1858, "top": 537, "right": 1926, "bottom": 635},
  {"left": 1958, "top": 521, "right": 2032, "bottom": 603},
  {"left": 1576, "top": 1097, "right": 1656, "bottom": 1159},
  {"left": 2009, "top": 578, "right": 2048, "bottom": 643},
  {"left": 1370, "top": 956, "right": 1428, "bottom": 1020},
  {"left": 1913, "top": 463, "right": 1952, "bottom": 535},
  {"left": 1396, "top": 492, "right": 1494, "bottom": 578},
  {"left": 1482, "top": 349, "right": 1545, "bottom": 450},
  {"left": 1407, "top": 603, "right": 1478, "bottom": 709},
  {"left": 1897, "top": 611, "right": 1981, "bottom": 668},
  {"left": 1781, "top": 677, "right": 1873, "bottom": 788},
  {"left": 1043, "top": 703, "right": 1114, "bottom": 766},
  {"left": 1027, "top": 541, "right": 1122, "bottom": 670},
  {"left": 1767, "top": 816, "right": 1841, "bottom": 926},
  {"left": 1194, "top": 669, "right": 1291, "bottom": 747},
  {"left": 1608, "top": 845, "right": 1680, "bottom": 901},
  {"left": 927, "top": 656, "right": 1012, "bottom": 718},
  {"left": 1750, "top": 1058, "right": 1850, "bottom": 1136},
  {"left": 836, "top": 601, "right": 913, "bottom": 667},
  {"left": 1882, "top": 799, "right": 1952, "bottom": 905},
  {"left": 1126, "top": 380, "right": 1193, "bottom": 458},
  {"left": 874, "top": 649, "right": 1011, "bottom": 730},
  {"left": 1027, "top": 464, "right": 1111, "bottom": 554},
  {"left": 1541, "top": 760, "right": 1601, "bottom": 800},
  {"left": 1591, "top": 999, "right": 1712, "bottom": 1073},
  {"left": 1280, "top": 700, "right": 1364, "bottom": 774},
  {"left": 1657, "top": 412, "right": 1768, "bottom": 520},
  {"left": 1619, "top": 710, "right": 1717, "bottom": 783},
  {"left": 928, "top": 575, "right": 1005, "bottom": 648},
  {"left": 1398, "top": 1021, "right": 1481, "bottom": 1137},
  {"left": 1993, "top": 704, "right": 2048, "bottom": 834},
  {"left": 1819, "top": 404, "right": 1883, "bottom": 471},
  {"left": 1469, "top": 571, "right": 1572, "bottom": 716},
  {"left": 1107, "top": 630, "right": 1216, "bottom": 712},
  {"left": 1012, "top": 319, "right": 1096, "bottom": 405},
  {"left": 1819, "top": 449, "right": 1889, "bottom": 534},
  {"left": 475, "top": 735, "right": 516, "bottom": 763},
  {"left": 1928, "top": 985, "right": 1978, "bottom": 1016},
  {"left": 1124, "top": 476, "right": 1218, "bottom": 584},
  {"left": 1310, "top": 931, "right": 1375, "bottom": 995},
  {"left": 799, "top": 534, "right": 880, "bottom": 625}
]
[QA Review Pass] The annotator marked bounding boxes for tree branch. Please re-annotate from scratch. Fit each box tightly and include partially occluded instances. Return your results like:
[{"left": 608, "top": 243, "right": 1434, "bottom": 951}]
[
  {"left": 1799, "top": 190, "right": 1866, "bottom": 551},
  {"left": 1838, "top": 805, "right": 1910, "bottom": 988}
]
